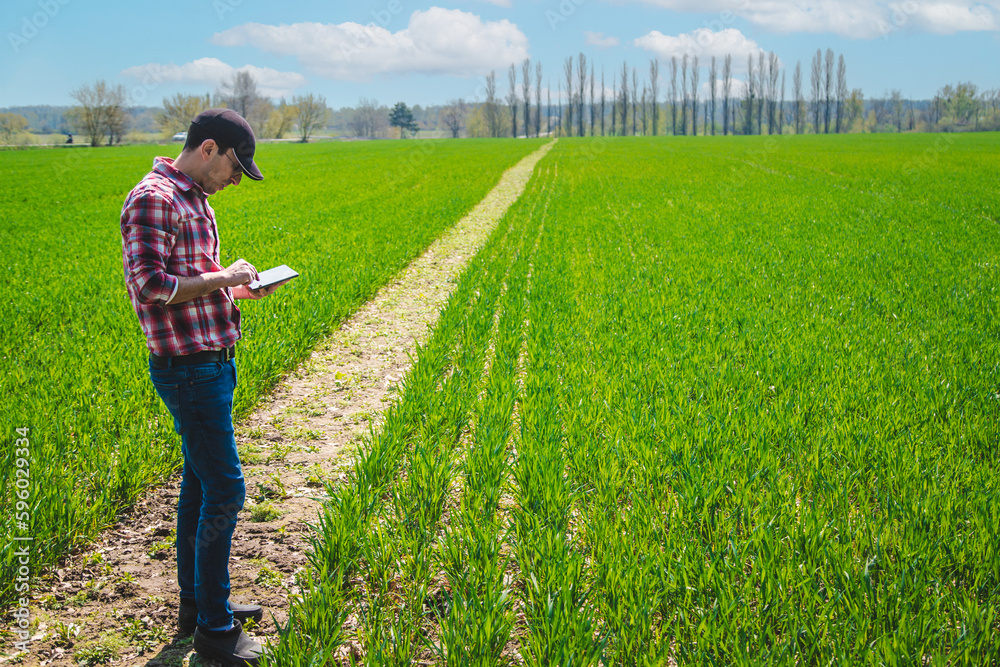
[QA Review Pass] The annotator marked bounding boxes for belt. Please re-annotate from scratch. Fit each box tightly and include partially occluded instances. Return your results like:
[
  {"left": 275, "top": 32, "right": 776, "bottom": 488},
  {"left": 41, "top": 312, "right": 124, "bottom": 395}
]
[{"left": 150, "top": 346, "right": 235, "bottom": 370}]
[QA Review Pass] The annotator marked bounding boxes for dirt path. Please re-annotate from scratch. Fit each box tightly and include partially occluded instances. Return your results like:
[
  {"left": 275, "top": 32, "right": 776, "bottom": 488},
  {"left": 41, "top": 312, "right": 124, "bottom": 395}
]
[{"left": 6, "top": 140, "right": 554, "bottom": 667}]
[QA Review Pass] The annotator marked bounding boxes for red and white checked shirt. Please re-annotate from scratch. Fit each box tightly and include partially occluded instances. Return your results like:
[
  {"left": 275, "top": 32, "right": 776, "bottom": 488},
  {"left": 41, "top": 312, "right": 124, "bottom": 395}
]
[{"left": 121, "top": 157, "right": 241, "bottom": 357}]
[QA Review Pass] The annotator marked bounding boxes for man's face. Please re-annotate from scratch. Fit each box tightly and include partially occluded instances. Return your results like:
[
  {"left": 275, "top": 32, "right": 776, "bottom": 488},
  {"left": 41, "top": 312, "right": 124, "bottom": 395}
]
[{"left": 203, "top": 143, "right": 243, "bottom": 195}]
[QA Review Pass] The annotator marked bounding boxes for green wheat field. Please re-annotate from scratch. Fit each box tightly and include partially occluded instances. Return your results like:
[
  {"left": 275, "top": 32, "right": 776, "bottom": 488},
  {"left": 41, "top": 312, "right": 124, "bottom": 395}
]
[{"left": 3, "top": 134, "right": 999, "bottom": 664}]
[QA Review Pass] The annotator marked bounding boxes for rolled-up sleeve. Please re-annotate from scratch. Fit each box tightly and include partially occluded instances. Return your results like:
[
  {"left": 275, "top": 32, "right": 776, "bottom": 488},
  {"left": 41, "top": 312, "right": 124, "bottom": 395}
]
[{"left": 122, "top": 191, "right": 180, "bottom": 305}]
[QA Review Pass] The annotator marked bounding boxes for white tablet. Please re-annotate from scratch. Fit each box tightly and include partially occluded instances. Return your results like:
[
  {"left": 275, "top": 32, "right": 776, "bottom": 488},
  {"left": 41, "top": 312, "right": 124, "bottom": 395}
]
[{"left": 248, "top": 264, "right": 299, "bottom": 290}]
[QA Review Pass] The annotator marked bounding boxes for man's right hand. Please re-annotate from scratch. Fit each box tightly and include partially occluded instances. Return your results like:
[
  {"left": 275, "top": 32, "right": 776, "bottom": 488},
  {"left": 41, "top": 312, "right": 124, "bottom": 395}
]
[
  {"left": 221, "top": 259, "right": 259, "bottom": 287},
  {"left": 166, "top": 260, "right": 260, "bottom": 306}
]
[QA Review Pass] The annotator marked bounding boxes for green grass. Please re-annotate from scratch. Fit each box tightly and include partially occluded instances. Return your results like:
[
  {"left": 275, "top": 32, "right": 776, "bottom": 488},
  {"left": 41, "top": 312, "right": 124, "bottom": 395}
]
[
  {"left": 249, "top": 502, "right": 283, "bottom": 523},
  {"left": 268, "top": 133, "right": 1000, "bottom": 665},
  {"left": 0, "top": 138, "right": 544, "bottom": 607}
]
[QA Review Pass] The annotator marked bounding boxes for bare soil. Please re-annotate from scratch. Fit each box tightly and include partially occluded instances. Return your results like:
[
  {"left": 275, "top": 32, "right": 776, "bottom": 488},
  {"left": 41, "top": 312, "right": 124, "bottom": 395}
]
[{"left": 2, "top": 141, "right": 554, "bottom": 667}]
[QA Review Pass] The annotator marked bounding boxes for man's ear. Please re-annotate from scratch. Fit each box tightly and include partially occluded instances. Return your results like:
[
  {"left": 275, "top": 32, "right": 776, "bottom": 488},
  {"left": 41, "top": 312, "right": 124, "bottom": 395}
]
[{"left": 199, "top": 139, "right": 219, "bottom": 160}]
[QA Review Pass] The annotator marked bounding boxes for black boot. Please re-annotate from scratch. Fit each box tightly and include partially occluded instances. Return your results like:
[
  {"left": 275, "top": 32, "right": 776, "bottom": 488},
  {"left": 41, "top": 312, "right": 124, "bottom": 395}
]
[
  {"left": 193, "top": 619, "right": 265, "bottom": 666},
  {"left": 178, "top": 598, "right": 264, "bottom": 635}
]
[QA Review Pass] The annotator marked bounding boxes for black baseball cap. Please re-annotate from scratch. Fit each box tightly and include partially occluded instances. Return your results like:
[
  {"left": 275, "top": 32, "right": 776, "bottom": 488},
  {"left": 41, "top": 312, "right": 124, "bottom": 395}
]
[{"left": 189, "top": 108, "right": 263, "bottom": 181}]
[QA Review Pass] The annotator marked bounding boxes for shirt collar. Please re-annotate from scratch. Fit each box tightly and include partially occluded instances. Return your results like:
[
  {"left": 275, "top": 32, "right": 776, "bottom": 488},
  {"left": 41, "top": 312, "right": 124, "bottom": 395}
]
[{"left": 153, "top": 157, "right": 206, "bottom": 198}]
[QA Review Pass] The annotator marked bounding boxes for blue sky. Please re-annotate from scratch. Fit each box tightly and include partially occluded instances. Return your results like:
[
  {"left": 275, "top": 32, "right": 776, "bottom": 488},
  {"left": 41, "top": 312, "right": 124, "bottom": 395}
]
[{"left": 1, "top": 0, "right": 997, "bottom": 109}]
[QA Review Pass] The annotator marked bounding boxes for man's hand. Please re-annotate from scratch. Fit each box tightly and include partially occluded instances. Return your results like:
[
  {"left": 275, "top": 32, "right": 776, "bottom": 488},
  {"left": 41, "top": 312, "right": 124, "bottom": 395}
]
[
  {"left": 221, "top": 259, "right": 259, "bottom": 287},
  {"left": 166, "top": 259, "right": 259, "bottom": 305},
  {"left": 232, "top": 279, "right": 291, "bottom": 300}
]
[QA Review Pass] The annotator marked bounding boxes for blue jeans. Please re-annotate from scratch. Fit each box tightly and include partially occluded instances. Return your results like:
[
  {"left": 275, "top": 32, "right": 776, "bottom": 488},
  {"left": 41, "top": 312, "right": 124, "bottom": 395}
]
[{"left": 149, "top": 358, "right": 244, "bottom": 631}]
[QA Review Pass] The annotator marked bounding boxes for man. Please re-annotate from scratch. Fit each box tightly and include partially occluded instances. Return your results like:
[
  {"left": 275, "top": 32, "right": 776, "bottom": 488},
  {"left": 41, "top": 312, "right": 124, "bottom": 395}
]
[{"left": 121, "top": 108, "right": 283, "bottom": 666}]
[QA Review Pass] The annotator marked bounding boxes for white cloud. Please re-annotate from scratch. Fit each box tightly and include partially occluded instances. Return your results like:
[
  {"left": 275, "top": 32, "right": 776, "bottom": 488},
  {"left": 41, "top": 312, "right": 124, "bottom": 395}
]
[
  {"left": 614, "top": 0, "right": 1000, "bottom": 38},
  {"left": 904, "top": 2, "right": 999, "bottom": 33},
  {"left": 635, "top": 28, "right": 765, "bottom": 62},
  {"left": 211, "top": 8, "right": 530, "bottom": 82},
  {"left": 741, "top": 2, "right": 887, "bottom": 38},
  {"left": 585, "top": 31, "right": 621, "bottom": 47},
  {"left": 121, "top": 58, "right": 307, "bottom": 98}
]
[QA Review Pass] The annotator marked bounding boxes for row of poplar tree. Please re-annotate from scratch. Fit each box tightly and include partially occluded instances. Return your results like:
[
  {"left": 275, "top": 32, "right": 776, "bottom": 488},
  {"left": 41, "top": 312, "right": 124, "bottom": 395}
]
[{"left": 478, "top": 49, "right": 857, "bottom": 138}]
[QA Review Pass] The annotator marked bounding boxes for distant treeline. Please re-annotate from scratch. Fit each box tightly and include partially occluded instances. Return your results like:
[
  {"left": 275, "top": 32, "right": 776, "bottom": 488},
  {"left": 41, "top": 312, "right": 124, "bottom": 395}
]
[
  {"left": 2, "top": 54, "right": 995, "bottom": 144},
  {"left": 0, "top": 103, "right": 440, "bottom": 138},
  {"left": 2, "top": 105, "right": 157, "bottom": 135},
  {"left": 470, "top": 53, "right": 997, "bottom": 139},
  {"left": 0, "top": 94, "right": 981, "bottom": 142}
]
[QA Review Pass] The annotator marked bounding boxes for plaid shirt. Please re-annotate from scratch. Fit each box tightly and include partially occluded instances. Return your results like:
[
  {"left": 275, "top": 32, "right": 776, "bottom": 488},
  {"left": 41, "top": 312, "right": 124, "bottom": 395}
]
[{"left": 121, "top": 157, "right": 241, "bottom": 357}]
